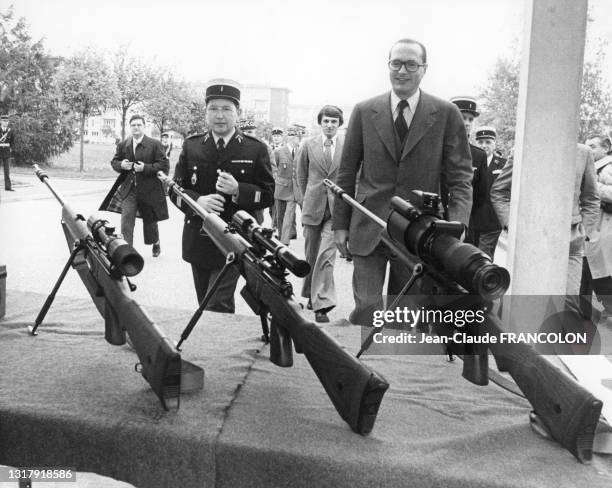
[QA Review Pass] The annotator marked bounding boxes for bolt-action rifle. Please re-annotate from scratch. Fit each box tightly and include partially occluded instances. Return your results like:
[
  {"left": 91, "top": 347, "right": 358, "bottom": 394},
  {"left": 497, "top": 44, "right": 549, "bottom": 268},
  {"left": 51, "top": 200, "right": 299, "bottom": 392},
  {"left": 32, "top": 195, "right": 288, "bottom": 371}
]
[
  {"left": 32, "top": 165, "right": 203, "bottom": 410},
  {"left": 324, "top": 178, "right": 602, "bottom": 463},
  {"left": 160, "top": 172, "right": 389, "bottom": 435}
]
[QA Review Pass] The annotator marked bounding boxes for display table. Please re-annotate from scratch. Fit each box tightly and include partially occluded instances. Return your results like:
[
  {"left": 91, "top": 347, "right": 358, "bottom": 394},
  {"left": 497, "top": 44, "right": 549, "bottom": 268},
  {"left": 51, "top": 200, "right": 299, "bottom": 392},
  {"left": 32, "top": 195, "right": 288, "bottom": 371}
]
[{"left": 0, "top": 290, "right": 610, "bottom": 488}]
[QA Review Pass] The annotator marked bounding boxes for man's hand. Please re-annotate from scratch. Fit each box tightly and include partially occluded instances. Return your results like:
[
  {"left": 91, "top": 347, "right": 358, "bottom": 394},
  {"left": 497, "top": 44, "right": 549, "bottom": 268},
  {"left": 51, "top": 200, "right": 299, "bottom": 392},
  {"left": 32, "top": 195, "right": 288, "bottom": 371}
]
[
  {"left": 120, "top": 159, "right": 133, "bottom": 171},
  {"left": 196, "top": 194, "right": 226, "bottom": 215},
  {"left": 216, "top": 170, "right": 239, "bottom": 196},
  {"left": 133, "top": 161, "right": 145, "bottom": 173},
  {"left": 334, "top": 229, "right": 350, "bottom": 257}
]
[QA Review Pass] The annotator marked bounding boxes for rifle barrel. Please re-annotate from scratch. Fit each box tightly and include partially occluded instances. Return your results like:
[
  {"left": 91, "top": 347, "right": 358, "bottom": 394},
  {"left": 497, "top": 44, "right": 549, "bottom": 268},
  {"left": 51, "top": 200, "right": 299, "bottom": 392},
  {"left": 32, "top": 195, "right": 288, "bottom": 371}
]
[{"left": 324, "top": 178, "right": 386, "bottom": 228}]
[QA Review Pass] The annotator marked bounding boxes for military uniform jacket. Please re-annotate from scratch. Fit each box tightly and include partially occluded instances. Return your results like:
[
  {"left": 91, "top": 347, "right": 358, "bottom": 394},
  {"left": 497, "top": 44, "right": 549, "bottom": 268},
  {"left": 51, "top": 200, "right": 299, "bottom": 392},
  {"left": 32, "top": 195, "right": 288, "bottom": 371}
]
[
  {"left": 274, "top": 145, "right": 301, "bottom": 202},
  {"left": 472, "top": 153, "right": 506, "bottom": 232},
  {"left": 99, "top": 135, "right": 170, "bottom": 221},
  {"left": 0, "top": 127, "right": 14, "bottom": 158},
  {"left": 172, "top": 130, "right": 274, "bottom": 268}
]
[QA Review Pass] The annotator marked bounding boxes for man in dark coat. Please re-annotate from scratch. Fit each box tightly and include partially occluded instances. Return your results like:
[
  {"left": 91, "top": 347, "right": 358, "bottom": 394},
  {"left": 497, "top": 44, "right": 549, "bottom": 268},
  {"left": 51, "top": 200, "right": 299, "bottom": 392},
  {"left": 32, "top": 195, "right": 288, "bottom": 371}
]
[
  {"left": 0, "top": 116, "right": 15, "bottom": 191},
  {"left": 450, "top": 96, "right": 489, "bottom": 242},
  {"left": 171, "top": 79, "right": 274, "bottom": 313},
  {"left": 100, "top": 115, "right": 169, "bottom": 256},
  {"left": 472, "top": 126, "right": 507, "bottom": 258}
]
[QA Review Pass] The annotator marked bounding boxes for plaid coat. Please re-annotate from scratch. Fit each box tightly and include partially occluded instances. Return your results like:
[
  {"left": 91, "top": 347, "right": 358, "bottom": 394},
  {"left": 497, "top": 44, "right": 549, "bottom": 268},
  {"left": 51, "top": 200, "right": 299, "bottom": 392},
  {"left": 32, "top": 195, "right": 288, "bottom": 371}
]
[{"left": 99, "top": 135, "right": 170, "bottom": 221}]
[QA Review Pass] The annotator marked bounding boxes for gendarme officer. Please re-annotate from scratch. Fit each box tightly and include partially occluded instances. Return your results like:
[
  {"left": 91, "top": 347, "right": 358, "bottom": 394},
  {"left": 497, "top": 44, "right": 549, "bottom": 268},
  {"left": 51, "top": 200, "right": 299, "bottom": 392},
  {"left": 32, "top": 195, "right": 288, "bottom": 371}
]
[
  {"left": 172, "top": 79, "right": 275, "bottom": 313},
  {"left": 0, "top": 116, "right": 15, "bottom": 191}
]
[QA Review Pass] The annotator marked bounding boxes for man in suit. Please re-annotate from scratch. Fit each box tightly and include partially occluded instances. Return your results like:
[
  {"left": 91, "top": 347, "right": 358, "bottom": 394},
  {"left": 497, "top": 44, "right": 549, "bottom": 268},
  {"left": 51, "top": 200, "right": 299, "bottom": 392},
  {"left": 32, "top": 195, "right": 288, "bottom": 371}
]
[
  {"left": 582, "top": 134, "right": 612, "bottom": 320},
  {"left": 0, "top": 116, "right": 15, "bottom": 191},
  {"left": 472, "top": 126, "right": 506, "bottom": 257},
  {"left": 333, "top": 38, "right": 473, "bottom": 326},
  {"left": 298, "top": 105, "right": 345, "bottom": 323},
  {"left": 450, "top": 97, "right": 488, "bottom": 240},
  {"left": 171, "top": 80, "right": 274, "bottom": 313},
  {"left": 274, "top": 128, "right": 300, "bottom": 245},
  {"left": 490, "top": 144, "right": 599, "bottom": 301},
  {"left": 100, "top": 115, "right": 169, "bottom": 256}
]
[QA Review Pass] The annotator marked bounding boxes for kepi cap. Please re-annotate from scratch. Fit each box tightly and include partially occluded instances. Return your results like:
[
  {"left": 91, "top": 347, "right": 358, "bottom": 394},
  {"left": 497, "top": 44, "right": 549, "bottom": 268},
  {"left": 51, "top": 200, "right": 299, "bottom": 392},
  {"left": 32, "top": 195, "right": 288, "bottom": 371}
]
[
  {"left": 271, "top": 127, "right": 284, "bottom": 135},
  {"left": 450, "top": 96, "right": 479, "bottom": 117},
  {"left": 239, "top": 119, "right": 257, "bottom": 131},
  {"left": 205, "top": 78, "right": 241, "bottom": 106},
  {"left": 475, "top": 126, "right": 497, "bottom": 140}
]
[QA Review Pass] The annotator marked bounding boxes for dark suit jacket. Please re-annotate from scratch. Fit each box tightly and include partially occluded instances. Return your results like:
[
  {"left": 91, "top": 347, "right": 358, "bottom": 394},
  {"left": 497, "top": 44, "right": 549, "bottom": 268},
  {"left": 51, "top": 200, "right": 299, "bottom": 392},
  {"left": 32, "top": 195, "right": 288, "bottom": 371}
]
[
  {"left": 297, "top": 135, "right": 344, "bottom": 226},
  {"left": 333, "top": 90, "right": 473, "bottom": 255},
  {"left": 472, "top": 154, "right": 506, "bottom": 232},
  {"left": 100, "top": 135, "right": 169, "bottom": 221}
]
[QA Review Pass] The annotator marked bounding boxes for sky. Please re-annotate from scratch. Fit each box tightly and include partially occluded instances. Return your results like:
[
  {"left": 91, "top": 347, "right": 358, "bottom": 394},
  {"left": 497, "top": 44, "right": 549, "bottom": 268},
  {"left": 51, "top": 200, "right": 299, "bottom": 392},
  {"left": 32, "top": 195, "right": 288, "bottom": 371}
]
[{"left": 4, "top": 0, "right": 612, "bottom": 107}]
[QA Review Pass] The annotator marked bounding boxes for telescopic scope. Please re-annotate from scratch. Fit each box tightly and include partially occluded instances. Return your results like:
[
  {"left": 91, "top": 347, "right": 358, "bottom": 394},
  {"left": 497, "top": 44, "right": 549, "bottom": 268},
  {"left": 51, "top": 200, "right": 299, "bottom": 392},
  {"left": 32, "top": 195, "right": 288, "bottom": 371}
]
[
  {"left": 87, "top": 214, "right": 144, "bottom": 277},
  {"left": 388, "top": 196, "right": 510, "bottom": 301},
  {"left": 232, "top": 211, "right": 311, "bottom": 278}
]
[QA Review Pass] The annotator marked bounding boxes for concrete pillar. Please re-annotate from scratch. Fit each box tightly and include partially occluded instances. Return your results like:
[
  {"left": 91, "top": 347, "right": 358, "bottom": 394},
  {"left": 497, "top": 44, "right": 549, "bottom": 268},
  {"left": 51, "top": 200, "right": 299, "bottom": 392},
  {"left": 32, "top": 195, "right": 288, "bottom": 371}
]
[{"left": 506, "top": 0, "right": 588, "bottom": 296}]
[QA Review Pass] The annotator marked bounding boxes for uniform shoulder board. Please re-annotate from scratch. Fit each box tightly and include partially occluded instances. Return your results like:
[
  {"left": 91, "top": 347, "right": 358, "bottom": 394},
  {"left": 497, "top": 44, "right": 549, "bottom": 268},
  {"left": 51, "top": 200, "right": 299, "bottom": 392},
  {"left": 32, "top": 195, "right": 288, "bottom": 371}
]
[
  {"left": 185, "top": 131, "right": 207, "bottom": 141},
  {"left": 242, "top": 133, "right": 263, "bottom": 143}
]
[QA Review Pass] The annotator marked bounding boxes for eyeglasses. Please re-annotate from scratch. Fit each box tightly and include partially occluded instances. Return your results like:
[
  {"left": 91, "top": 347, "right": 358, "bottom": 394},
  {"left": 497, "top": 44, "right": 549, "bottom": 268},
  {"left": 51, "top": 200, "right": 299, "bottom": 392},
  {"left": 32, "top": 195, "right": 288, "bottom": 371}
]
[{"left": 388, "top": 60, "right": 426, "bottom": 72}]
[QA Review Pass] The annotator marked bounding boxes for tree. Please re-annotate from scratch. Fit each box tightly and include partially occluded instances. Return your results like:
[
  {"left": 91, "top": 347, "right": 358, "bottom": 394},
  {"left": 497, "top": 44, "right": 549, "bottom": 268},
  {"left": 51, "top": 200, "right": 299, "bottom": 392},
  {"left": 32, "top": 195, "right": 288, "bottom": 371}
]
[
  {"left": 579, "top": 40, "right": 612, "bottom": 141},
  {"left": 141, "top": 73, "right": 192, "bottom": 135},
  {"left": 111, "top": 47, "right": 159, "bottom": 139},
  {"left": 0, "top": 6, "right": 74, "bottom": 165},
  {"left": 56, "top": 48, "right": 117, "bottom": 171},
  {"left": 479, "top": 34, "right": 612, "bottom": 157}
]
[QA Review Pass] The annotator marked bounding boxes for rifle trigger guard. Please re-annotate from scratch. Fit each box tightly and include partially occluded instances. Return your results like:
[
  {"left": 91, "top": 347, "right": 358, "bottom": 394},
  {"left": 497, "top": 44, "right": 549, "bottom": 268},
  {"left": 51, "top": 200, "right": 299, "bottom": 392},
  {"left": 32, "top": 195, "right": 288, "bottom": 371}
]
[{"left": 135, "top": 363, "right": 143, "bottom": 373}]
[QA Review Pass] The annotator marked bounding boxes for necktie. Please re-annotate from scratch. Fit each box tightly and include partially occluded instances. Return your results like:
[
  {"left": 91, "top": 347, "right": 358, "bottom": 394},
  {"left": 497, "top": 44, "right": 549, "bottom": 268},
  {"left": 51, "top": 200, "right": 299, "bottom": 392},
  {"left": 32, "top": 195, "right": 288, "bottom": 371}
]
[
  {"left": 217, "top": 138, "right": 225, "bottom": 152},
  {"left": 324, "top": 138, "right": 333, "bottom": 167},
  {"left": 395, "top": 99, "right": 409, "bottom": 142}
]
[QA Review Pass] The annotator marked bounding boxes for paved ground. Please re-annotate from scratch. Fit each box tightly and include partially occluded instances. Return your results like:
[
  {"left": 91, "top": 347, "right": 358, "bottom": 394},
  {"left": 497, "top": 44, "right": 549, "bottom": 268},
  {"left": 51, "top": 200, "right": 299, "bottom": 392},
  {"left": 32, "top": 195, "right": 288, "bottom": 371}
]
[{"left": 0, "top": 172, "right": 359, "bottom": 323}]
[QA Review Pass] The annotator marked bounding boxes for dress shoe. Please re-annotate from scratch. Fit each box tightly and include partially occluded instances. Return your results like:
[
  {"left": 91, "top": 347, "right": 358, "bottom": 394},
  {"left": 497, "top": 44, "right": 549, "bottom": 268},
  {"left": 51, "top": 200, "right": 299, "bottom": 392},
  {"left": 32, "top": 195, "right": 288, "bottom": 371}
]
[
  {"left": 306, "top": 299, "right": 313, "bottom": 310},
  {"left": 315, "top": 310, "right": 330, "bottom": 323},
  {"left": 5, "top": 188, "right": 14, "bottom": 191},
  {"left": 152, "top": 243, "right": 161, "bottom": 257}
]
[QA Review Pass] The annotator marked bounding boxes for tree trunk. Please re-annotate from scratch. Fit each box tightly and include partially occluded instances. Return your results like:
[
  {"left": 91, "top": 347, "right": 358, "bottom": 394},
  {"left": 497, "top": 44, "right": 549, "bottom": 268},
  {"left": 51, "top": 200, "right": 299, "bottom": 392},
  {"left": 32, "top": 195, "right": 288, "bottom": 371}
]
[
  {"left": 79, "top": 115, "right": 85, "bottom": 172},
  {"left": 121, "top": 104, "right": 127, "bottom": 140}
]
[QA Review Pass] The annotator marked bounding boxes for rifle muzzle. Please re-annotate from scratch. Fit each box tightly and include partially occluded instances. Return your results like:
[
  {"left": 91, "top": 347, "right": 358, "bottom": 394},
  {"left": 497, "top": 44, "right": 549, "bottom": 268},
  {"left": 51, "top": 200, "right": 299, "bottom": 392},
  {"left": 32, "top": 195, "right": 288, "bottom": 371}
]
[{"left": 232, "top": 210, "right": 310, "bottom": 277}]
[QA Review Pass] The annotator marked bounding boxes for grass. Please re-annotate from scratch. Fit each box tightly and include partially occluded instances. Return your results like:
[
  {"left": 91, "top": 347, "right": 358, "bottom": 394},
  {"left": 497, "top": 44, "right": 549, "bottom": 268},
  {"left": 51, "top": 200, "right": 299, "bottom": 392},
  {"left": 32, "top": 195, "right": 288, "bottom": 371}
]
[{"left": 12, "top": 142, "right": 180, "bottom": 180}]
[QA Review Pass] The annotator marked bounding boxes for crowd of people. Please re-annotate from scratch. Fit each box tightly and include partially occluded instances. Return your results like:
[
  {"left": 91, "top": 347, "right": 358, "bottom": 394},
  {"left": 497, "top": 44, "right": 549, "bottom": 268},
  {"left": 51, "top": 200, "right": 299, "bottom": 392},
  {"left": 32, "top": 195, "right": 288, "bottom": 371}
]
[{"left": 85, "top": 37, "right": 612, "bottom": 326}]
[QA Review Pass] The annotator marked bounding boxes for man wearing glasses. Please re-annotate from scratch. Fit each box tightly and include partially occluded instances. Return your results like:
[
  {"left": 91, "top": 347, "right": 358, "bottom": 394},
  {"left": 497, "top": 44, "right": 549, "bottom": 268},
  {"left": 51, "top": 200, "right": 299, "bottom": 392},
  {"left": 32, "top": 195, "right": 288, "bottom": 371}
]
[{"left": 333, "top": 38, "right": 472, "bottom": 326}]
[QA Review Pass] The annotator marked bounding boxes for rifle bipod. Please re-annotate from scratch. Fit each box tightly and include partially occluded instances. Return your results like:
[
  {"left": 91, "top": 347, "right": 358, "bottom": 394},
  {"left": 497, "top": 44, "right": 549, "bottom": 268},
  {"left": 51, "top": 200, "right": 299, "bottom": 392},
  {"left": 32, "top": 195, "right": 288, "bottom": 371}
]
[
  {"left": 356, "top": 262, "right": 423, "bottom": 358},
  {"left": 176, "top": 252, "right": 236, "bottom": 350},
  {"left": 29, "top": 239, "right": 86, "bottom": 336}
]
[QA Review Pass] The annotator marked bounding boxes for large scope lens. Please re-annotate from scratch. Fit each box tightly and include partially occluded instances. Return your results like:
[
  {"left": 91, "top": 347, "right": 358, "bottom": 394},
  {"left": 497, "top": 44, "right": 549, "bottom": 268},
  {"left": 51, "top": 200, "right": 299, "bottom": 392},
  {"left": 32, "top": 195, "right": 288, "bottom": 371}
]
[
  {"left": 473, "top": 264, "right": 510, "bottom": 301},
  {"left": 107, "top": 241, "right": 144, "bottom": 277}
]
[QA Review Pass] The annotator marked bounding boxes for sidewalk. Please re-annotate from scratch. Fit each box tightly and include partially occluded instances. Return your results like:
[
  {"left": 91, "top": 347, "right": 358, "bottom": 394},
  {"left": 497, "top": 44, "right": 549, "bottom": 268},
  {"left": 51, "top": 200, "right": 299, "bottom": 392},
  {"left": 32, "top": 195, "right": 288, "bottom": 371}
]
[{"left": 0, "top": 173, "right": 113, "bottom": 204}]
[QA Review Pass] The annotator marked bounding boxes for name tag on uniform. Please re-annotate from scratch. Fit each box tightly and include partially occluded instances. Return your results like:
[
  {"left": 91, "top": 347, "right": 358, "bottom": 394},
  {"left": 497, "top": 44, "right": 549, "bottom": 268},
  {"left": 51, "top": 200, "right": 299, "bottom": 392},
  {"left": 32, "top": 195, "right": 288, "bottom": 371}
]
[
  {"left": 254, "top": 191, "right": 261, "bottom": 203},
  {"left": 492, "top": 169, "right": 502, "bottom": 175},
  {"left": 231, "top": 160, "right": 253, "bottom": 164}
]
